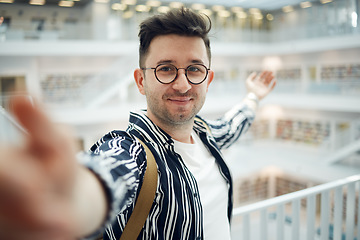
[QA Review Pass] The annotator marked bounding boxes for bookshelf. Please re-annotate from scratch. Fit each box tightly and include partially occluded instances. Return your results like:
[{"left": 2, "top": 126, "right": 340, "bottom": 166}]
[
  {"left": 276, "top": 119, "right": 331, "bottom": 146},
  {"left": 249, "top": 119, "right": 270, "bottom": 139},
  {"left": 40, "top": 73, "right": 90, "bottom": 104},
  {"left": 321, "top": 64, "right": 360, "bottom": 81},
  {"left": 234, "top": 170, "right": 320, "bottom": 207},
  {"left": 276, "top": 68, "right": 302, "bottom": 82}
]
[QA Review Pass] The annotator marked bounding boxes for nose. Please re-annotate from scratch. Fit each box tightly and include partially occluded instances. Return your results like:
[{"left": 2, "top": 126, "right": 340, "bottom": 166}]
[{"left": 172, "top": 68, "right": 191, "bottom": 93}]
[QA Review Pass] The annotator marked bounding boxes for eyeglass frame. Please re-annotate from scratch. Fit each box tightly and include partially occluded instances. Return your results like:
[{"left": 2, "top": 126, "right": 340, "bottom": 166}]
[{"left": 141, "top": 63, "right": 211, "bottom": 85}]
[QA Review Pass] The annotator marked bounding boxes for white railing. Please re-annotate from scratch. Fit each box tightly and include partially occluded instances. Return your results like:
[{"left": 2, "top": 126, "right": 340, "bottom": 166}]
[{"left": 232, "top": 174, "right": 360, "bottom": 240}]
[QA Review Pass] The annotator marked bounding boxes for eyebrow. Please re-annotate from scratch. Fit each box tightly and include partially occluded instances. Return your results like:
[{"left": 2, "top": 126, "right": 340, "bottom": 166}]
[{"left": 156, "top": 59, "right": 205, "bottom": 65}]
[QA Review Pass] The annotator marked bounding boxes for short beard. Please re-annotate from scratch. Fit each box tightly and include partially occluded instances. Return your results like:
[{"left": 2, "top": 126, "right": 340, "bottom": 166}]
[{"left": 146, "top": 92, "right": 204, "bottom": 128}]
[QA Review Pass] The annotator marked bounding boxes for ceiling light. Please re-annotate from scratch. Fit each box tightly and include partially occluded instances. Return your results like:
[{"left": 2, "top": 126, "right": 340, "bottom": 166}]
[
  {"left": 218, "top": 10, "right": 231, "bottom": 18},
  {"left": 135, "top": 4, "right": 150, "bottom": 12},
  {"left": 157, "top": 6, "right": 170, "bottom": 13},
  {"left": 236, "top": 11, "right": 247, "bottom": 19},
  {"left": 146, "top": 0, "right": 161, "bottom": 7},
  {"left": 29, "top": 0, "right": 45, "bottom": 5},
  {"left": 212, "top": 5, "right": 225, "bottom": 12},
  {"left": 249, "top": 8, "right": 260, "bottom": 14},
  {"left": 0, "top": 0, "right": 14, "bottom": 3},
  {"left": 320, "top": 0, "right": 333, "bottom": 3},
  {"left": 112, "top": 3, "right": 127, "bottom": 10},
  {"left": 191, "top": 3, "right": 205, "bottom": 10},
  {"left": 352, "top": 11, "right": 358, "bottom": 27},
  {"left": 266, "top": 13, "right": 274, "bottom": 21},
  {"left": 169, "top": 2, "right": 183, "bottom": 8},
  {"left": 253, "top": 13, "right": 263, "bottom": 20},
  {"left": 300, "top": 1, "right": 312, "bottom": 8},
  {"left": 59, "top": 0, "right": 74, "bottom": 7},
  {"left": 95, "top": 0, "right": 109, "bottom": 3},
  {"left": 122, "top": 0, "right": 136, "bottom": 5},
  {"left": 282, "top": 5, "right": 294, "bottom": 13},
  {"left": 123, "top": 10, "right": 134, "bottom": 18},
  {"left": 198, "top": 9, "right": 213, "bottom": 17},
  {"left": 231, "top": 6, "right": 243, "bottom": 13}
]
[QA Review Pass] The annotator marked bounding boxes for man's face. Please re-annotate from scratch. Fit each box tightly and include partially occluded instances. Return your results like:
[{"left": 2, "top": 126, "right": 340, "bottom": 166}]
[{"left": 135, "top": 34, "right": 214, "bottom": 128}]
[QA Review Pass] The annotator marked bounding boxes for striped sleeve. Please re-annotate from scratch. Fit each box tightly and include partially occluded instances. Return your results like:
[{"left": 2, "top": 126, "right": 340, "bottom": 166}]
[
  {"left": 206, "top": 102, "right": 256, "bottom": 150},
  {"left": 79, "top": 131, "right": 147, "bottom": 239}
]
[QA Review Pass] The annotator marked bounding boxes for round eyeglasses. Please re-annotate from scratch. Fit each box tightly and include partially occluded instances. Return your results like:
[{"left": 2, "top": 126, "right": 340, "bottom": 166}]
[{"left": 141, "top": 63, "right": 210, "bottom": 85}]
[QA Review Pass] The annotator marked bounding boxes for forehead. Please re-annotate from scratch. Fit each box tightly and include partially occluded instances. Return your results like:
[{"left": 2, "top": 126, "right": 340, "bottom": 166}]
[{"left": 145, "top": 34, "right": 209, "bottom": 65}]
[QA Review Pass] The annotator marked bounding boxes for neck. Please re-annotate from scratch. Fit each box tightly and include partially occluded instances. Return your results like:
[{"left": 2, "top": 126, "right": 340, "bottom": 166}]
[
  {"left": 165, "top": 123, "right": 194, "bottom": 144},
  {"left": 147, "top": 113, "right": 194, "bottom": 144}
]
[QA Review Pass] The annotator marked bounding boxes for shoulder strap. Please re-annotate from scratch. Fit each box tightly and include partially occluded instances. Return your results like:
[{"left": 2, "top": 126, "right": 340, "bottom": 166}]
[
  {"left": 119, "top": 138, "right": 158, "bottom": 240},
  {"left": 194, "top": 117, "right": 212, "bottom": 137}
]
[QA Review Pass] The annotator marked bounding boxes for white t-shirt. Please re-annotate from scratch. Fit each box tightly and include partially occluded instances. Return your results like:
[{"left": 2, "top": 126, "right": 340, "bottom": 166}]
[{"left": 173, "top": 131, "right": 231, "bottom": 240}]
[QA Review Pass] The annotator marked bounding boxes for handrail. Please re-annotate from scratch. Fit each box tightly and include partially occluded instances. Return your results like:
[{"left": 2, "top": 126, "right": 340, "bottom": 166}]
[
  {"left": 233, "top": 174, "right": 360, "bottom": 216},
  {"left": 232, "top": 174, "right": 360, "bottom": 240}
]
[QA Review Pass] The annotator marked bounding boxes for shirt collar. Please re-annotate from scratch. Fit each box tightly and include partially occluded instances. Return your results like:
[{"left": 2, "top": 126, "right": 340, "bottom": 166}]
[
  {"left": 128, "top": 110, "right": 210, "bottom": 147},
  {"left": 127, "top": 109, "right": 173, "bottom": 147}
]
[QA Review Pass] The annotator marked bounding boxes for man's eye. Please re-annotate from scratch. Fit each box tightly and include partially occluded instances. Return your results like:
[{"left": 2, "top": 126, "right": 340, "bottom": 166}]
[
  {"left": 158, "top": 66, "right": 174, "bottom": 72},
  {"left": 188, "top": 66, "right": 202, "bottom": 72}
]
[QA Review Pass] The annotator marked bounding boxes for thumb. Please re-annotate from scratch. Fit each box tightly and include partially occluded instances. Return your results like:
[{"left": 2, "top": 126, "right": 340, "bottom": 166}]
[
  {"left": 11, "top": 96, "right": 59, "bottom": 156},
  {"left": 246, "top": 72, "right": 257, "bottom": 83},
  {"left": 11, "top": 96, "right": 77, "bottom": 185}
]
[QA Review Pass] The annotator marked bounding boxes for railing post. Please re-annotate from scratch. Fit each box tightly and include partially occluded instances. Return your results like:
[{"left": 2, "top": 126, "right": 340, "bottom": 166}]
[
  {"left": 357, "top": 181, "right": 360, "bottom": 240},
  {"left": 320, "top": 191, "right": 330, "bottom": 240},
  {"left": 333, "top": 186, "right": 343, "bottom": 240},
  {"left": 346, "top": 182, "right": 355, "bottom": 240},
  {"left": 260, "top": 209, "right": 267, "bottom": 240},
  {"left": 291, "top": 199, "right": 301, "bottom": 240},
  {"left": 306, "top": 194, "right": 316, "bottom": 240},
  {"left": 243, "top": 214, "right": 250, "bottom": 240},
  {"left": 277, "top": 204, "right": 285, "bottom": 240}
]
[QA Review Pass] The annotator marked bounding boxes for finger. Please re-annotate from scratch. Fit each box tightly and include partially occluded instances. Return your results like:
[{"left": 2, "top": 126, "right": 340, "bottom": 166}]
[
  {"left": 10, "top": 96, "right": 57, "bottom": 156},
  {"left": 269, "top": 79, "right": 277, "bottom": 91},
  {"left": 10, "top": 95, "right": 77, "bottom": 199},
  {"left": 264, "top": 72, "right": 274, "bottom": 85},
  {"left": 260, "top": 71, "right": 274, "bottom": 85},
  {"left": 246, "top": 72, "right": 257, "bottom": 83}
]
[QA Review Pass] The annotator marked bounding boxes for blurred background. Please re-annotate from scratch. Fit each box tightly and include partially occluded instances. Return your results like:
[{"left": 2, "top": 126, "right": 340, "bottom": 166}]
[{"left": 0, "top": 1, "right": 360, "bottom": 237}]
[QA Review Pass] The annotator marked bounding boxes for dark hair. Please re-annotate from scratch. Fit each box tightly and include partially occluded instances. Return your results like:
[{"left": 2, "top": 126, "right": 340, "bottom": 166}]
[{"left": 138, "top": 7, "right": 212, "bottom": 67}]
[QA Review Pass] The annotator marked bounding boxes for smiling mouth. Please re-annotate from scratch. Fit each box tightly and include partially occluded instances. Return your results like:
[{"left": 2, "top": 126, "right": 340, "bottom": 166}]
[{"left": 169, "top": 97, "right": 192, "bottom": 103}]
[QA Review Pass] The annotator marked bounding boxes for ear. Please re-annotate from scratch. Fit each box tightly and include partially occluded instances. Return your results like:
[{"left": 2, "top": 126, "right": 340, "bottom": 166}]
[
  {"left": 134, "top": 68, "right": 146, "bottom": 95},
  {"left": 205, "top": 70, "right": 214, "bottom": 92}
]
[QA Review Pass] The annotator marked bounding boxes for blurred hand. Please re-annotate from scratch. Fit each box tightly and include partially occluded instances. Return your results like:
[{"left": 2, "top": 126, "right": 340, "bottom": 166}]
[
  {"left": 0, "top": 96, "right": 78, "bottom": 240},
  {"left": 246, "top": 71, "right": 276, "bottom": 100}
]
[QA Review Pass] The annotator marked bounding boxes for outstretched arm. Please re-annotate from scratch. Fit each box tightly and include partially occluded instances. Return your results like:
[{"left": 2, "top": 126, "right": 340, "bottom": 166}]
[
  {"left": 0, "top": 97, "right": 108, "bottom": 240},
  {"left": 243, "top": 71, "right": 276, "bottom": 111}
]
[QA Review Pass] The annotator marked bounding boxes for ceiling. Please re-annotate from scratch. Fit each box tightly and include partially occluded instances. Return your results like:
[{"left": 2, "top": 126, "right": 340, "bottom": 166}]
[
  {"left": 1, "top": 0, "right": 326, "bottom": 11},
  {"left": 162, "top": 0, "right": 319, "bottom": 10}
]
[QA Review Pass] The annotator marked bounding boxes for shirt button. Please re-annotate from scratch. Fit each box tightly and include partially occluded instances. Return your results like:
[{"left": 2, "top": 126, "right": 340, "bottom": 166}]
[{"left": 194, "top": 192, "right": 198, "bottom": 198}]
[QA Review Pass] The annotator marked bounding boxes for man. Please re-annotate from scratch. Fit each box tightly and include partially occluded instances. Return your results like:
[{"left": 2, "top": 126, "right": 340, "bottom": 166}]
[{"left": 0, "top": 8, "right": 275, "bottom": 240}]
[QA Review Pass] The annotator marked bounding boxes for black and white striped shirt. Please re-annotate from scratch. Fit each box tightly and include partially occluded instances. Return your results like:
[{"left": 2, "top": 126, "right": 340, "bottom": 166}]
[{"left": 81, "top": 102, "right": 255, "bottom": 240}]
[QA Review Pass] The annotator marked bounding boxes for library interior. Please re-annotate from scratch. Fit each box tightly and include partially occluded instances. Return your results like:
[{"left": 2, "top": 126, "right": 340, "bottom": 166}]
[{"left": 0, "top": 0, "right": 360, "bottom": 239}]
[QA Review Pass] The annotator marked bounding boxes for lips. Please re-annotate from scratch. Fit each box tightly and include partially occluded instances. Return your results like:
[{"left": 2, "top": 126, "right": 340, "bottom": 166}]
[{"left": 168, "top": 97, "right": 192, "bottom": 102}]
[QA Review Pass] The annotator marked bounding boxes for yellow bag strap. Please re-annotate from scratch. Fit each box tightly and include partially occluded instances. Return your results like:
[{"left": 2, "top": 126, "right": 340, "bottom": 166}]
[{"left": 119, "top": 138, "right": 158, "bottom": 240}]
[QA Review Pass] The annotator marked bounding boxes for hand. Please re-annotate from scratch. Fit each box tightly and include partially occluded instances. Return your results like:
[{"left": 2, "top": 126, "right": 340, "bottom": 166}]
[
  {"left": 0, "top": 96, "right": 78, "bottom": 240},
  {"left": 246, "top": 71, "right": 276, "bottom": 100}
]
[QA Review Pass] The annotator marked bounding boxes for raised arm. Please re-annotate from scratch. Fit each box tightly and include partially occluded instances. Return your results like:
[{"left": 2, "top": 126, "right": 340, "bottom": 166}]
[
  {"left": 0, "top": 97, "right": 108, "bottom": 240},
  {"left": 204, "top": 71, "right": 276, "bottom": 149},
  {"left": 242, "top": 70, "right": 276, "bottom": 111}
]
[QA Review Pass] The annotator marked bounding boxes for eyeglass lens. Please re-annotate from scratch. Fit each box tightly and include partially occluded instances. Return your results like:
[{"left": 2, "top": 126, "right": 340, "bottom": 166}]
[{"left": 155, "top": 64, "right": 208, "bottom": 84}]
